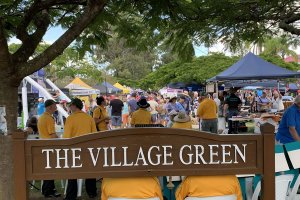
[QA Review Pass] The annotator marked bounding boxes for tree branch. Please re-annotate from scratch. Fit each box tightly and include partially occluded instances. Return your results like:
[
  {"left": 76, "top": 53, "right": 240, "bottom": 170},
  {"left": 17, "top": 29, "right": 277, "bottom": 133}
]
[
  {"left": 16, "top": 0, "right": 87, "bottom": 42},
  {"left": 12, "top": 10, "right": 51, "bottom": 64},
  {"left": 17, "top": 0, "right": 107, "bottom": 79},
  {"left": 279, "top": 13, "right": 300, "bottom": 35}
]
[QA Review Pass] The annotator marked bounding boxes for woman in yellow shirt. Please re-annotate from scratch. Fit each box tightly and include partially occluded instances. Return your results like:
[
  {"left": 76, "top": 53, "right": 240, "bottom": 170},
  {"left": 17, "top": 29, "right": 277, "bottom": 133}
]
[
  {"left": 93, "top": 96, "right": 110, "bottom": 131},
  {"left": 172, "top": 111, "right": 192, "bottom": 129}
]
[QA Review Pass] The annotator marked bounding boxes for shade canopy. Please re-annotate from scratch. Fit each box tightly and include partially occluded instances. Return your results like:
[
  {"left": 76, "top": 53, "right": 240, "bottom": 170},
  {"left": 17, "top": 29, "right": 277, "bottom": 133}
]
[
  {"left": 208, "top": 52, "right": 300, "bottom": 81},
  {"left": 65, "top": 77, "right": 99, "bottom": 96},
  {"left": 94, "top": 82, "right": 122, "bottom": 94},
  {"left": 113, "top": 82, "right": 130, "bottom": 94}
]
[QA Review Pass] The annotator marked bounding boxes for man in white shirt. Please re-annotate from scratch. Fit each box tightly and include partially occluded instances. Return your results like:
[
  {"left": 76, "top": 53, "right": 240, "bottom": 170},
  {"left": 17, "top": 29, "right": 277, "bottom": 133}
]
[
  {"left": 272, "top": 91, "right": 284, "bottom": 111},
  {"left": 148, "top": 96, "right": 159, "bottom": 123}
]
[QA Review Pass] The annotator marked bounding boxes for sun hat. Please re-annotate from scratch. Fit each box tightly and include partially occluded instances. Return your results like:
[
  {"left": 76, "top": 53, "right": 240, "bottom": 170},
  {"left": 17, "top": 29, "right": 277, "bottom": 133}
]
[
  {"left": 169, "top": 95, "right": 177, "bottom": 101},
  {"left": 137, "top": 97, "right": 150, "bottom": 108},
  {"left": 168, "top": 110, "right": 178, "bottom": 116},
  {"left": 44, "top": 99, "right": 59, "bottom": 108},
  {"left": 173, "top": 111, "right": 191, "bottom": 123}
]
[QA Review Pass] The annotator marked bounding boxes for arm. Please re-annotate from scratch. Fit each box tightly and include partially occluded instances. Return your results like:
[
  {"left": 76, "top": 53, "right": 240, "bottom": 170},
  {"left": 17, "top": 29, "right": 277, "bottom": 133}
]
[
  {"left": 101, "top": 179, "right": 108, "bottom": 200},
  {"left": 91, "top": 119, "right": 97, "bottom": 133},
  {"left": 47, "top": 119, "right": 58, "bottom": 138},
  {"left": 63, "top": 118, "right": 72, "bottom": 138},
  {"left": 289, "top": 127, "right": 300, "bottom": 141},
  {"left": 175, "top": 178, "right": 189, "bottom": 200},
  {"left": 223, "top": 104, "right": 228, "bottom": 117},
  {"left": 131, "top": 113, "right": 135, "bottom": 126},
  {"left": 235, "top": 177, "right": 243, "bottom": 200}
]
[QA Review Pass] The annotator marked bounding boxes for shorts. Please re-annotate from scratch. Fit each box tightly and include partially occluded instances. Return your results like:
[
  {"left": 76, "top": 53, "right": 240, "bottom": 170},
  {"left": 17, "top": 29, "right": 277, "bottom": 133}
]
[
  {"left": 111, "top": 116, "right": 122, "bottom": 126},
  {"left": 151, "top": 114, "right": 158, "bottom": 122},
  {"left": 122, "top": 113, "right": 129, "bottom": 124}
]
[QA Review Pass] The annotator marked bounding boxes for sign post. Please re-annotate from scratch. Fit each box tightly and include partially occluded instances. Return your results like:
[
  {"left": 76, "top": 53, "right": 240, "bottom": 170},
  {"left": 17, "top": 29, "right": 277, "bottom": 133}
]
[{"left": 13, "top": 124, "right": 275, "bottom": 199}]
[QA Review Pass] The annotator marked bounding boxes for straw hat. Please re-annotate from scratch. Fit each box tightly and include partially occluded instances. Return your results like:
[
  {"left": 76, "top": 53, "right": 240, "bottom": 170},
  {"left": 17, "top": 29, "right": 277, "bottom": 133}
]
[{"left": 173, "top": 111, "right": 191, "bottom": 123}]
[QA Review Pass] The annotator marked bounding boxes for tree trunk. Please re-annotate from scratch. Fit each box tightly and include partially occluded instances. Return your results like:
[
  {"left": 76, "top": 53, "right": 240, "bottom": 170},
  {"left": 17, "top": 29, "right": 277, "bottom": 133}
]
[{"left": 0, "top": 81, "right": 19, "bottom": 200}]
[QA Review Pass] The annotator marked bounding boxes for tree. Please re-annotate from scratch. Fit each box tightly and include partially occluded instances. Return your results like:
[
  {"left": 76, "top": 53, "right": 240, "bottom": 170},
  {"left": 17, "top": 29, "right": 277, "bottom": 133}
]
[
  {"left": 9, "top": 43, "right": 103, "bottom": 83},
  {"left": 140, "top": 53, "right": 300, "bottom": 90},
  {"left": 152, "top": 1, "right": 300, "bottom": 54},
  {"left": 0, "top": 1, "right": 107, "bottom": 198},
  {"left": 139, "top": 53, "right": 239, "bottom": 90},
  {"left": 1, "top": 0, "right": 300, "bottom": 198},
  {"left": 93, "top": 37, "right": 158, "bottom": 87},
  {"left": 262, "top": 36, "right": 299, "bottom": 60}
]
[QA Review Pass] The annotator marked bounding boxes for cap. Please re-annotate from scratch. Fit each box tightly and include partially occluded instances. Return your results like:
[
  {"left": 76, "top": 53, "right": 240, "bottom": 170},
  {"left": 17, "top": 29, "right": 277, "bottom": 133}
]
[
  {"left": 70, "top": 98, "right": 83, "bottom": 110},
  {"left": 44, "top": 99, "right": 58, "bottom": 107}
]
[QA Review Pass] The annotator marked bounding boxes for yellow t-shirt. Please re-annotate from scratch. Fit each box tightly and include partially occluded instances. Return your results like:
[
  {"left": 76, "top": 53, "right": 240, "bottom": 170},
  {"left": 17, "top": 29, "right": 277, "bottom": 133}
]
[
  {"left": 101, "top": 177, "right": 163, "bottom": 200},
  {"left": 131, "top": 108, "right": 152, "bottom": 126},
  {"left": 197, "top": 98, "right": 218, "bottom": 119},
  {"left": 176, "top": 176, "right": 242, "bottom": 200},
  {"left": 93, "top": 106, "right": 109, "bottom": 131},
  {"left": 63, "top": 111, "right": 97, "bottom": 138},
  {"left": 38, "top": 112, "right": 56, "bottom": 139},
  {"left": 172, "top": 121, "right": 192, "bottom": 129}
]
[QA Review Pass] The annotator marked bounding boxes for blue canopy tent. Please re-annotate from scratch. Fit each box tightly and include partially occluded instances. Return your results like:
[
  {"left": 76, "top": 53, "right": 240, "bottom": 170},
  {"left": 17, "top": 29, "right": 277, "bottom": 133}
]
[
  {"left": 208, "top": 52, "right": 300, "bottom": 81},
  {"left": 167, "top": 81, "right": 204, "bottom": 91},
  {"left": 94, "top": 81, "right": 122, "bottom": 94}
]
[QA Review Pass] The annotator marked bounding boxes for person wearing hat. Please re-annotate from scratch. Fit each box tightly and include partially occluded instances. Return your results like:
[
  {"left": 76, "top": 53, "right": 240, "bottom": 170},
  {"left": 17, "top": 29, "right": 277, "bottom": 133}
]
[
  {"left": 276, "top": 95, "right": 300, "bottom": 144},
  {"left": 172, "top": 111, "right": 192, "bottom": 129},
  {"left": 37, "top": 99, "right": 61, "bottom": 198},
  {"left": 130, "top": 97, "right": 152, "bottom": 127},
  {"left": 197, "top": 93, "right": 218, "bottom": 134},
  {"left": 166, "top": 95, "right": 179, "bottom": 127},
  {"left": 64, "top": 98, "right": 97, "bottom": 199}
]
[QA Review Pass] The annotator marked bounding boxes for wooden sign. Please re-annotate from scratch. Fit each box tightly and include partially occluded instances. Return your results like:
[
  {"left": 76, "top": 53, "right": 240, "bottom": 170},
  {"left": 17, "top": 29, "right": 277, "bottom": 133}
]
[{"left": 13, "top": 124, "right": 275, "bottom": 200}]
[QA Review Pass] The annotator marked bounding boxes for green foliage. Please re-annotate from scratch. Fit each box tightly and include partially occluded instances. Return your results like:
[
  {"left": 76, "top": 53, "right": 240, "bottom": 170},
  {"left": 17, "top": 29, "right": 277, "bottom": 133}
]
[
  {"left": 139, "top": 53, "right": 239, "bottom": 90},
  {"left": 140, "top": 53, "right": 300, "bottom": 90},
  {"left": 259, "top": 54, "right": 299, "bottom": 71},
  {"left": 93, "top": 36, "right": 158, "bottom": 87},
  {"left": 262, "top": 36, "right": 299, "bottom": 60}
]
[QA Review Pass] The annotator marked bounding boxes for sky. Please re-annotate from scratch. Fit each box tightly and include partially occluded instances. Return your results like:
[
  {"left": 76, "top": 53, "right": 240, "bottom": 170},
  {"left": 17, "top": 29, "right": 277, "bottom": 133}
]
[{"left": 9, "top": 26, "right": 300, "bottom": 57}]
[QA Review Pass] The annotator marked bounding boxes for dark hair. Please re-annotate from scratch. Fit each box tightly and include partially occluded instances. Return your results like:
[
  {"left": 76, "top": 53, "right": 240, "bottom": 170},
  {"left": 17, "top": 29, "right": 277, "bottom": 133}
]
[
  {"left": 96, "top": 96, "right": 105, "bottom": 105},
  {"left": 131, "top": 93, "right": 137, "bottom": 98}
]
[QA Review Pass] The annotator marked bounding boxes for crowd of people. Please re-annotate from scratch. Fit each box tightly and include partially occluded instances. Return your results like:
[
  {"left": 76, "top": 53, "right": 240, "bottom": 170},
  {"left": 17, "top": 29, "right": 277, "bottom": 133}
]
[{"left": 25, "top": 87, "right": 300, "bottom": 200}]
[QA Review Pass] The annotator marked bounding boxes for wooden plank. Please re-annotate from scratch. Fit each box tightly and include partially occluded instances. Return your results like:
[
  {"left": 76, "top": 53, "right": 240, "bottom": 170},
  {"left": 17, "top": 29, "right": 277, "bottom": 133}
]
[{"left": 13, "top": 131, "right": 28, "bottom": 200}]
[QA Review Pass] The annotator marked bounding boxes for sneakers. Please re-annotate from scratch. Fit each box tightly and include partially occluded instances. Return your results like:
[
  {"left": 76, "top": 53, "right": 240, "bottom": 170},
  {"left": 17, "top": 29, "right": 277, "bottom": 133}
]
[{"left": 44, "top": 192, "right": 61, "bottom": 198}]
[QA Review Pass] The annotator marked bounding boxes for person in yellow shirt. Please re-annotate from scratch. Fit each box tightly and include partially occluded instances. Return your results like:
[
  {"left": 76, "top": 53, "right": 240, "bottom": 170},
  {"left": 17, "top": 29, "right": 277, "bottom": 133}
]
[
  {"left": 176, "top": 175, "right": 242, "bottom": 200},
  {"left": 197, "top": 93, "right": 218, "bottom": 133},
  {"left": 172, "top": 111, "right": 192, "bottom": 129},
  {"left": 131, "top": 97, "right": 152, "bottom": 127},
  {"left": 37, "top": 99, "right": 61, "bottom": 198},
  {"left": 63, "top": 98, "right": 97, "bottom": 199},
  {"left": 101, "top": 177, "right": 163, "bottom": 200},
  {"left": 93, "top": 96, "right": 110, "bottom": 131}
]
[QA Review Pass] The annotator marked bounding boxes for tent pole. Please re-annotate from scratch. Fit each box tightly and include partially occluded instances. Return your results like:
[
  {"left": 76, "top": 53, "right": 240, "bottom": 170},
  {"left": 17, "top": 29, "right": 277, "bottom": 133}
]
[
  {"left": 216, "top": 81, "right": 219, "bottom": 97},
  {"left": 277, "top": 80, "right": 280, "bottom": 93}
]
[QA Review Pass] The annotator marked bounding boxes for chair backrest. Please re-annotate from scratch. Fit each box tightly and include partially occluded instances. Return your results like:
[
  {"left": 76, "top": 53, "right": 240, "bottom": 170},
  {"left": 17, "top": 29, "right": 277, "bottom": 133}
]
[
  {"left": 108, "top": 197, "right": 160, "bottom": 200},
  {"left": 184, "top": 195, "right": 237, "bottom": 200},
  {"left": 275, "top": 145, "right": 290, "bottom": 172},
  {"left": 252, "top": 174, "right": 294, "bottom": 200},
  {"left": 285, "top": 142, "right": 300, "bottom": 169}
]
